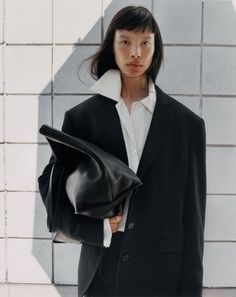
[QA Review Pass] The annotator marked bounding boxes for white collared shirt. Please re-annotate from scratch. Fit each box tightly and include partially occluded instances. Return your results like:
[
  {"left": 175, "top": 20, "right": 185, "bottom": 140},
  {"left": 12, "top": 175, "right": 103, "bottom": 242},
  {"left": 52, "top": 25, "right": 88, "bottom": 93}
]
[{"left": 90, "top": 69, "right": 157, "bottom": 247}]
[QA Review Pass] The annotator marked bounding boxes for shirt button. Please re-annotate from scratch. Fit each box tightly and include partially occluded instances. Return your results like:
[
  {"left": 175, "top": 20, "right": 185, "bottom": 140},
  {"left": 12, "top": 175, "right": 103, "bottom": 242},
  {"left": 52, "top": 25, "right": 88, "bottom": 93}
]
[
  {"left": 128, "top": 222, "right": 135, "bottom": 229},
  {"left": 122, "top": 254, "right": 130, "bottom": 262}
]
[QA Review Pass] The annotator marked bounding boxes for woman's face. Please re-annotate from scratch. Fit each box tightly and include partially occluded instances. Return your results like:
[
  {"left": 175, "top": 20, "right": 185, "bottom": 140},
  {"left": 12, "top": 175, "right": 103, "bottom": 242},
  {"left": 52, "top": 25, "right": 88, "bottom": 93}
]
[{"left": 113, "top": 29, "right": 155, "bottom": 79}]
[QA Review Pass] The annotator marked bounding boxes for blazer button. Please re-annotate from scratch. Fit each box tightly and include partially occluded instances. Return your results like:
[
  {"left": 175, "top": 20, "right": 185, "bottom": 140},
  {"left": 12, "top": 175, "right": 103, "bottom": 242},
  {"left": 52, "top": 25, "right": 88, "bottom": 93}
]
[
  {"left": 128, "top": 222, "right": 135, "bottom": 229},
  {"left": 122, "top": 254, "right": 130, "bottom": 262}
]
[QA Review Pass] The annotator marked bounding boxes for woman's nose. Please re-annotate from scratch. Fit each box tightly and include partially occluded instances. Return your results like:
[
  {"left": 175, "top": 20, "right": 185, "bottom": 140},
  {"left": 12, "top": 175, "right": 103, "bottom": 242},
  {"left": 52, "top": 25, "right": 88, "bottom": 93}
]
[{"left": 129, "top": 46, "right": 141, "bottom": 58}]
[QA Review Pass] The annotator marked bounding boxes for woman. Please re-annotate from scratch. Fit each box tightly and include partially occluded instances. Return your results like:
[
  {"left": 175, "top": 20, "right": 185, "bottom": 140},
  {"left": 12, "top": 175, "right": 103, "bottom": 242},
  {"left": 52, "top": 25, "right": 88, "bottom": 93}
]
[{"left": 38, "top": 6, "right": 206, "bottom": 297}]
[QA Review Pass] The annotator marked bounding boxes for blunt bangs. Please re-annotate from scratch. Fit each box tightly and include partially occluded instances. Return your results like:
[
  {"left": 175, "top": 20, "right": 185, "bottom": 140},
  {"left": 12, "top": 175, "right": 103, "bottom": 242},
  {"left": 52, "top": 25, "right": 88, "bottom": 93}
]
[{"left": 113, "top": 6, "right": 157, "bottom": 33}]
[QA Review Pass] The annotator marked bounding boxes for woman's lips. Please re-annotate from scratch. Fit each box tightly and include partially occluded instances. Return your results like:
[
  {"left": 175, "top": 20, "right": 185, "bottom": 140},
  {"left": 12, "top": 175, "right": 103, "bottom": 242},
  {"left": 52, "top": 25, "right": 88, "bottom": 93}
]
[{"left": 127, "top": 62, "right": 143, "bottom": 67}]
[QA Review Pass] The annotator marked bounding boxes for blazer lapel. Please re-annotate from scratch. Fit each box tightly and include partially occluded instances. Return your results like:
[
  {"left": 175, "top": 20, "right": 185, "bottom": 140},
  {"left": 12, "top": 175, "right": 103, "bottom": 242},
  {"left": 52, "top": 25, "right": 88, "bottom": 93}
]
[
  {"left": 136, "top": 86, "right": 174, "bottom": 179},
  {"left": 99, "top": 98, "right": 129, "bottom": 166}
]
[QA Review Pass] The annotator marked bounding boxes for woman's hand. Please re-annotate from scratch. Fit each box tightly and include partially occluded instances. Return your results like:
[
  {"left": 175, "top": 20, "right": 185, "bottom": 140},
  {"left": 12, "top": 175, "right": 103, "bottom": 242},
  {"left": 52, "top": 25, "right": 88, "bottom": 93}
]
[{"left": 109, "top": 209, "right": 123, "bottom": 233}]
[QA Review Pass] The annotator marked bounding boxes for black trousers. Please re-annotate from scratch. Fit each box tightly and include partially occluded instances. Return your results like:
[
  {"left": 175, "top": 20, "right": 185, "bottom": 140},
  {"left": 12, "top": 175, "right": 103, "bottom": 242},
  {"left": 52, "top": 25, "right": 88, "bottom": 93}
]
[{"left": 85, "top": 231, "right": 124, "bottom": 297}]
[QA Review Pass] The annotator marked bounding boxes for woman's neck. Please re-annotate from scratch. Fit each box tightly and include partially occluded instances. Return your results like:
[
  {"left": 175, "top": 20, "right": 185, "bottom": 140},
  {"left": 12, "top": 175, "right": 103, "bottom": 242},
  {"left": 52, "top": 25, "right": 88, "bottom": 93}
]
[{"left": 120, "top": 74, "right": 149, "bottom": 102}]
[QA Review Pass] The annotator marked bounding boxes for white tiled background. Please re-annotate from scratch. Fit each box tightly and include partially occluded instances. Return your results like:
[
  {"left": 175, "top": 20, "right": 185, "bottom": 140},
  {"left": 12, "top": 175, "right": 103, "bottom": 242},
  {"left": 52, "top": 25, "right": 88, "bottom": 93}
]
[{"left": 0, "top": 0, "right": 236, "bottom": 296}]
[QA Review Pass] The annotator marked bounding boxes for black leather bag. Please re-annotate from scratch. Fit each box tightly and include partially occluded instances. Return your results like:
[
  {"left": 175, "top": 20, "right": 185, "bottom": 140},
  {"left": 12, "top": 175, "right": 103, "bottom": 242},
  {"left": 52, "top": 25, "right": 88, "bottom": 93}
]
[{"left": 39, "top": 125, "right": 142, "bottom": 222}]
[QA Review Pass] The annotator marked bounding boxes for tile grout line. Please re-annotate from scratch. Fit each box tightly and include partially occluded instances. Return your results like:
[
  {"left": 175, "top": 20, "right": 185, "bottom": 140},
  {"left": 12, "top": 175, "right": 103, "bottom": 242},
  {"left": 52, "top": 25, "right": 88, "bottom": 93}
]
[
  {"left": 2, "top": 0, "right": 9, "bottom": 291},
  {"left": 200, "top": 0, "right": 204, "bottom": 118},
  {"left": 51, "top": 0, "right": 54, "bottom": 285},
  {"left": 3, "top": 43, "right": 236, "bottom": 47}
]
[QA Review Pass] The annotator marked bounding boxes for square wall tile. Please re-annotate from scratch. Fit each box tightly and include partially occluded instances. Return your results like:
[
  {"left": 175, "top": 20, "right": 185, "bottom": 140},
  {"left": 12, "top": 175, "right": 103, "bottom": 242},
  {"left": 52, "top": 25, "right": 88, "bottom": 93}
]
[
  {"left": 7, "top": 238, "right": 52, "bottom": 283},
  {"left": 54, "top": 45, "right": 97, "bottom": 94},
  {"left": 154, "top": 0, "right": 202, "bottom": 44},
  {"left": 203, "top": 97, "right": 236, "bottom": 145},
  {"left": 204, "top": 0, "right": 236, "bottom": 45},
  {"left": 5, "top": 0, "right": 52, "bottom": 43},
  {"left": 0, "top": 0, "right": 3, "bottom": 43},
  {"left": 54, "top": 243, "right": 81, "bottom": 285},
  {"left": 0, "top": 192, "right": 4, "bottom": 237},
  {"left": 103, "top": 0, "right": 152, "bottom": 35},
  {"left": 0, "top": 46, "right": 3, "bottom": 94},
  {"left": 5, "top": 46, "right": 51, "bottom": 94},
  {"left": 0, "top": 239, "right": 6, "bottom": 282},
  {"left": 6, "top": 192, "right": 50, "bottom": 238},
  {"left": 5, "top": 144, "right": 51, "bottom": 191},
  {"left": 0, "top": 285, "right": 7, "bottom": 297},
  {"left": 0, "top": 144, "right": 4, "bottom": 190},
  {"left": 5, "top": 95, "right": 51, "bottom": 143},
  {"left": 0, "top": 96, "right": 3, "bottom": 142},
  {"left": 204, "top": 195, "right": 236, "bottom": 241},
  {"left": 157, "top": 46, "right": 201, "bottom": 94},
  {"left": 206, "top": 147, "right": 236, "bottom": 194},
  {"left": 53, "top": 95, "right": 87, "bottom": 129},
  {"left": 203, "top": 47, "right": 236, "bottom": 95},
  {"left": 8, "top": 284, "right": 77, "bottom": 297},
  {"left": 203, "top": 289, "right": 236, "bottom": 297},
  {"left": 54, "top": 0, "right": 102, "bottom": 44},
  {"left": 203, "top": 242, "right": 236, "bottom": 287},
  {"left": 172, "top": 96, "right": 200, "bottom": 116}
]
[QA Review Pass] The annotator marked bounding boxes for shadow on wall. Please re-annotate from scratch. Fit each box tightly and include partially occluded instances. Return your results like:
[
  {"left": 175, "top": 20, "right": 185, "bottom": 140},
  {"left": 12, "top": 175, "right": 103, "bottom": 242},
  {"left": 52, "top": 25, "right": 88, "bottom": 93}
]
[{"left": 33, "top": 1, "right": 152, "bottom": 295}]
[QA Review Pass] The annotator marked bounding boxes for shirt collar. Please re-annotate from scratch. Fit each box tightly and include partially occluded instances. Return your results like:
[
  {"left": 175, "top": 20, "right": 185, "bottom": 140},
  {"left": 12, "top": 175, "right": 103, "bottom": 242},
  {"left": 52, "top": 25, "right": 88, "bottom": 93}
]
[{"left": 90, "top": 69, "right": 156, "bottom": 114}]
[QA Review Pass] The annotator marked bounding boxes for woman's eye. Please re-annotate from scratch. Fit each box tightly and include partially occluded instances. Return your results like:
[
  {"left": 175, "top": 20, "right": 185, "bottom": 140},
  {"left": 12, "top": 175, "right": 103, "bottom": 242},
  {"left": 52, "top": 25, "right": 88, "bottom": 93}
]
[
  {"left": 143, "top": 41, "right": 151, "bottom": 46},
  {"left": 120, "top": 40, "right": 128, "bottom": 45}
]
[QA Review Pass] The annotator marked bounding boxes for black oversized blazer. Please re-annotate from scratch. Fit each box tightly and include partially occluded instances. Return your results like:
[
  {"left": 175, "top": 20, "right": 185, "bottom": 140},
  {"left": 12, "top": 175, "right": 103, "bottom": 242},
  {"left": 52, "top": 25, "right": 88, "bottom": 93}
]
[{"left": 38, "top": 84, "right": 206, "bottom": 297}]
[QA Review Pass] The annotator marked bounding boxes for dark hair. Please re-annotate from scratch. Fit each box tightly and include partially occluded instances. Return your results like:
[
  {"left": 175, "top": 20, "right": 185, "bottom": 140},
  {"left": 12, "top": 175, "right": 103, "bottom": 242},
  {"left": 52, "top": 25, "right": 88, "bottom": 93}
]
[{"left": 88, "top": 6, "right": 164, "bottom": 83}]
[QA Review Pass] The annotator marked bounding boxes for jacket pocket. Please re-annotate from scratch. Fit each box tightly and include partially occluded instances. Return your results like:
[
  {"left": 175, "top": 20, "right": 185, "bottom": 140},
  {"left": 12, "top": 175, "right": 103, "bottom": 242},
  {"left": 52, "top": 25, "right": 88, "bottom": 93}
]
[{"left": 160, "top": 238, "right": 184, "bottom": 253}]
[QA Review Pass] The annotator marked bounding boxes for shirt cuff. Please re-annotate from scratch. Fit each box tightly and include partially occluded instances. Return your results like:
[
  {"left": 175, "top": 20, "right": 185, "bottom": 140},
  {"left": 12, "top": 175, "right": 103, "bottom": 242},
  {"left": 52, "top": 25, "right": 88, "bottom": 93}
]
[{"left": 103, "top": 218, "right": 112, "bottom": 248}]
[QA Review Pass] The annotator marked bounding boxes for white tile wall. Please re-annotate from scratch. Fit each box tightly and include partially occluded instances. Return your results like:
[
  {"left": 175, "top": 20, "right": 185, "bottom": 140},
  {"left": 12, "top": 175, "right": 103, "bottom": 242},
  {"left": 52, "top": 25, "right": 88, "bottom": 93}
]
[
  {"left": 8, "top": 284, "right": 78, "bottom": 297},
  {"left": 153, "top": 0, "right": 202, "bottom": 44},
  {"left": 203, "top": 242, "right": 236, "bottom": 287},
  {"left": 157, "top": 46, "right": 201, "bottom": 94},
  {"left": 0, "top": 192, "right": 4, "bottom": 237},
  {"left": 0, "top": 239, "right": 6, "bottom": 282},
  {"left": 5, "top": 46, "right": 51, "bottom": 94},
  {"left": 203, "top": 47, "right": 236, "bottom": 95},
  {"left": 203, "top": 288, "right": 236, "bottom": 297},
  {"left": 103, "top": 0, "right": 152, "bottom": 34},
  {"left": 207, "top": 147, "right": 236, "bottom": 194},
  {"left": 54, "top": 243, "right": 81, "bottom": 285},
  {"left": 5, "top": 0, "right": 52, "bottom": 44},
  {"left": 6, "top": 192, "right": 50, "bottom": 239},
  {"left": 204, "top": 0, "right": 236, "bottom": 45},
  {"left": 53, "top": 95, "right": 87, "bottom": 129},
  {"left": 0, "top": 96, "right": 3, "bottom": 142},
  {"left": 5, "top": 144, "right": 51, "bottom": 191},
  {"left": 0, "top": 0, "right": 235, "bottom": 294},
  {"left": 204, "top": 195, "right": 236, "bottom": 241},
  {"left": 203, "top": 97, "right": 236, "bottom": 145},
  {"left": 53, "top": 45, "right": 98, "bottom": 94},
  {"left": 0, "top": 144, "right": 4, "bottom": 190},
  {"left": 7, "top": 238, "right": 52, "bottom": 283},
  {"left": 5, "top": 95, "right": 51, "bottom": 143},
  {"left": 0, "top": 46, "right": 3, "bottom": 94},
  {"left": 172, "top": 96, "right": 201, "bottom": 116},
  {"left": 54, "top": 0, "right": 102, "bottom": 44}
]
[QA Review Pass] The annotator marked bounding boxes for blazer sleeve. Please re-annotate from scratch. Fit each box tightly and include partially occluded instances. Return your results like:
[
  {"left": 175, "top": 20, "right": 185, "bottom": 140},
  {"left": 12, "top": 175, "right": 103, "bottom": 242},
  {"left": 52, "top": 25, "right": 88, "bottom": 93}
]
[
  {"left": 179, "top": 118, "right": 207, "bottom": 297},
  {"left": 38, "top": 110, "right": 105, "bottom": 248}
]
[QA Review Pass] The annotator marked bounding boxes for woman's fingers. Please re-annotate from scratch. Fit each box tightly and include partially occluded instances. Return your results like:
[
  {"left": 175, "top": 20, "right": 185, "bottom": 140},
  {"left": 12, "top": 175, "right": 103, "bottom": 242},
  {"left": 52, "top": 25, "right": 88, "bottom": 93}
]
[
  {"left": 109, "top": 213, "right": 123, "bottom": 233},
  {"left": 110, "top": 215, "right": 122, "bottom": 224}
]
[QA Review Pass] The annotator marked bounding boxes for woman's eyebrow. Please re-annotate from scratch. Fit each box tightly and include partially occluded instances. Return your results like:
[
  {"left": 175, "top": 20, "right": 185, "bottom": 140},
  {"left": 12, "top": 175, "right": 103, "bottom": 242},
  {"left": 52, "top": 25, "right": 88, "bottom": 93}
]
[
  {"left": 118, "top": 35, "right": 153, "bottom": 39},
  {"left": 118, "top": 34, "right": 130, "bottom": 39}
]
